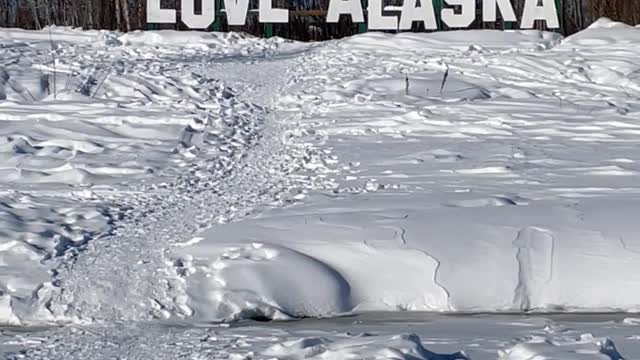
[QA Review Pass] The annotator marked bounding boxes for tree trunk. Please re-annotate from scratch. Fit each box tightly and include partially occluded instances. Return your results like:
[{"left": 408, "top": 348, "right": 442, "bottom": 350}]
[
  {"left": 138, "top": 0, "right": 146, "bottom": 29},
  {"left": 28, "top": 0, "right": 41, "bottom": 29},
  {"left": 121, "top": 0, "right": 131, "bottom": 31},
  {"left": 86, "top": 0, "right": 94, "bottom": 28},
  {"left": 115, "top": 0, "right": 121, "bottom": 30},
  {"left": 0, "top": 0, "right": 7, "bottom": 27}
]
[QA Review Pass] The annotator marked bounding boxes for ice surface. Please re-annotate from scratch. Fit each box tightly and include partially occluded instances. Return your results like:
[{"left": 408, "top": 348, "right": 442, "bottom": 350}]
[{"left": 4, "top": 314, "right": 639, "bottom": 359}]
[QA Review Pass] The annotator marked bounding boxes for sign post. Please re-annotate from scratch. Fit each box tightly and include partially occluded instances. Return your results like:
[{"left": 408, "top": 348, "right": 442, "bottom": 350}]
[
  {"left": 358, "top": 0, "right": 368, "bottom": 33},
  {"left": 433, "top": 0, "right": 442, "bottom": 30},
  {"left": 555, "top": 0, "right": 563, "bottom": 32},
  {"left": 264, "top": 23, "right": 274, "bottom": 37},
  {"left": 212, "top": 0, "right": 222, "bottom": 31}
]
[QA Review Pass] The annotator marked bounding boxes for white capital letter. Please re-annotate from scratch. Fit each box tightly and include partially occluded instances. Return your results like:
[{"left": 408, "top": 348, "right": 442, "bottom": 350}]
[
  {"left": 441, "top": 0, "right": 475, "bottom": 28},
  {"left": 521, "top": 0, "right": 559, "bottom": 29},
  {"left": 225, "top": 0, "right": 250, "bottom": 25},
  {"left": 147, "top": 0, "right": 176, "bottom": 23},
  {"left": 399, "top": 0, "right": 437, "bottom": 30},
  {"left": 483, "top": 0, "right": 516, "bottom": 22},
  {"left": 327, "top": 0, "right": 364, "bottom": 23},
  {"left": 259, "top": 0, "right": 289, "bottom": 23},
  {"left": 182, "top": 0, "right": 216, "bottom": 29},
  {"left": 368, "top": 0, "right": 398, "bottom": 30}
]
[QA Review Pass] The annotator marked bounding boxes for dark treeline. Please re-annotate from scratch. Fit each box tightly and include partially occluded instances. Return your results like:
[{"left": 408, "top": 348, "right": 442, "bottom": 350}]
[{"left": 0, "top": 0, "right": 639, "bottom": 40}]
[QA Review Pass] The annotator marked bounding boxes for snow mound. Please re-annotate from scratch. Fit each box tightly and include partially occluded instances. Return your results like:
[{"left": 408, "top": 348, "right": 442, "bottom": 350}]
[
  {"left": 177, "top": 205, "right": 453, "bottom": 320},
  {"left": 176, "top": 242, "right": 351, "bottom": 321},
  {"left": 588, "top": 17, "right": 637, "bottom": 30},
  {"left": 562, "top": 18, "right": 640, "bottom": 47}
]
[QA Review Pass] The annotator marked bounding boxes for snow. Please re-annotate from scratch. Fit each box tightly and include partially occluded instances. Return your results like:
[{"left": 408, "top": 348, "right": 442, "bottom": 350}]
[{"left": 0, "top": 18, "right": 640, "bottom": 358}]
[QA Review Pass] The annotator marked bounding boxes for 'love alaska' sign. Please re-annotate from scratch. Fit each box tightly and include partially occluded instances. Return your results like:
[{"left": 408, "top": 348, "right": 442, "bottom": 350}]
[{"left": 147, "top": 0, "right": 560, "bottom": 30}]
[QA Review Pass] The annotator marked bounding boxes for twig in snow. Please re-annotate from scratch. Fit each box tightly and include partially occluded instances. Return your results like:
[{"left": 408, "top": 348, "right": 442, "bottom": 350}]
[
  {"left": 440, "top": 65, "right": 449, "bottom": 94},
  {"left": 23, "top": 85, "right": 36, "bottom": 102},
  {"left": 0, "top": 70, "right": 8, "bottom": 99},
  {"left": 405, "top": 73, "right": 410, "bottom": 95},
  {"left": 1, "top": 68, "right": 35, "bottom": 102},
  {"left": 93, "top": 63, "right": 114, "bottom": 98},
  {"left": 64, "top": 70, "right": 75, "bottom": 92},
  {"left": 48, "top": 27, "right": 57, "bottom": 99},
  {"left": 6, "top": 78, "right": 35, "bottom": 102}
]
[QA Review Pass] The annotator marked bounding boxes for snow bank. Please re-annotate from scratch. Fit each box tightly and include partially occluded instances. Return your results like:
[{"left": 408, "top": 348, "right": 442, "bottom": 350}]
[
  {"left": 177, "top": 196, "right": 640, "bottom": 319},
  {"left": 555, "top": 18, "right": 640, "bottom": 90},
  {"left": 338, "top": 29, "right": 562, "bottom": 53}
]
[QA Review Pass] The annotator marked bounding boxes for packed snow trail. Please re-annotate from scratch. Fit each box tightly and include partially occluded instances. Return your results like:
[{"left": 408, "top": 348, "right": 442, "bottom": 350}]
[
  {"left": 0, "top": 28, "right": 330, "bottom": 324},
  {"left": 47, "top": 49, "right": 324, "bottom": 322}
]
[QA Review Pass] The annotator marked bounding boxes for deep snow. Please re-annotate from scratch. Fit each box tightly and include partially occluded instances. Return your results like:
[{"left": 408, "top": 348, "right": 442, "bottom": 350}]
[{"left": 0, "top": 18, "right": 639, "bottom": 359}]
